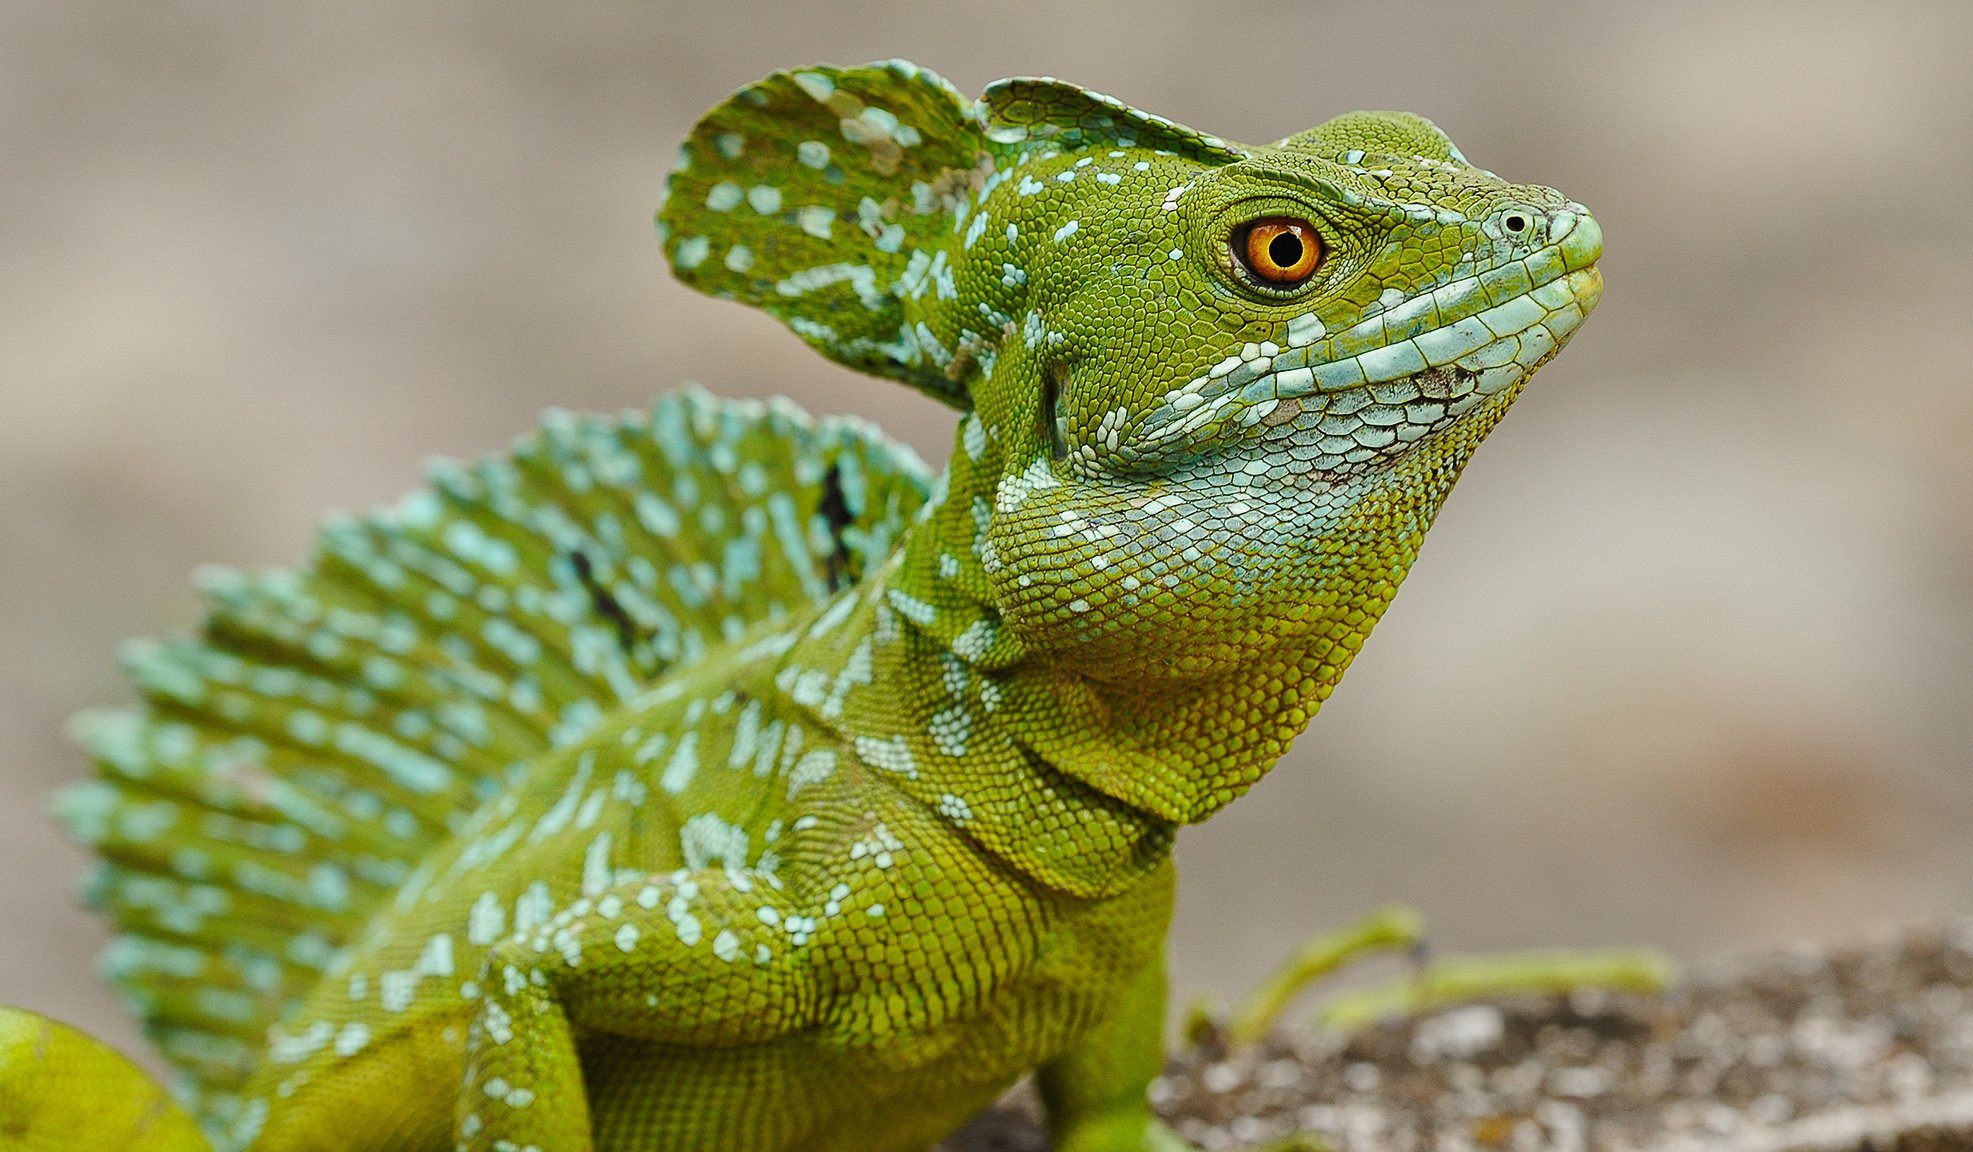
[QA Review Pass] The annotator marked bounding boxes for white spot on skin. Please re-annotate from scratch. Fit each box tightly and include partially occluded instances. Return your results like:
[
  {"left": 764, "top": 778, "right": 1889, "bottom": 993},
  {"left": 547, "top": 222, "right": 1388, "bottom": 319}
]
[
  {"left": 514, "top": 881, "right": 552, "bottom": 933},
  {"left": 680, "top": 813, "right": 749, "bottom": 870},
  {"left": 614, "top": 923, "right": 640, "bottom": 953},
  {"left": 482, "top": 1000, "right": 513, "bottom": 1045},
  {"left": 725, "top": 245, "right": 754, "bottom": 273},
  {"left": 705, "top": 182, "right": 743, "bottom": 212},
  {"left": 797, "top": 205, "right": 833, "bottom": 239},
  {"left": 1052, "top": 219, "right": 1079, "bottom": 242},
  {"left": 929, "top": 704, "right": 973, "bottom": 757},
  {"left": 796, "top": 140, "right": 830, "bottom": 169},
  {"left": 854, "top": 734, "right": 918, "bottom": 779},
  {"left": 747, "top": 185, "right": 782, "bottom": 214},
  {"left": 712, "top": 929, "right": 741, "bottom": 962},
  {"left": 952, "top": 619, "right": 995, "bottom": 660},
  {"left": 792, "top": 72, "right": 834, "bottom": 102},
  {"left": 416, "top": 933, "right": 455, "bottom": 979},
  {"left": 269, "top": 1020, "right": 334, "bottom": 1065},
  {"left": 786, "top": 748, "right": 837, "bottom": 798},
  {"left": 884, "top": 588, "right": 936, "bottom": 626},
  {"left": 673, "top": 904, "right": 703, "bottom": 947},
  {"left": 380, "top": 970, "right": 417, "bottom": 1013},
  {"left": 661, "top": 732, "right": 699, "bottom": 794},
  {"left": 333, "top": 1021, "right": 370, "bottom": 1057},
  {"left": 582, "top": 832, "right": 613, "bottom": 897}
]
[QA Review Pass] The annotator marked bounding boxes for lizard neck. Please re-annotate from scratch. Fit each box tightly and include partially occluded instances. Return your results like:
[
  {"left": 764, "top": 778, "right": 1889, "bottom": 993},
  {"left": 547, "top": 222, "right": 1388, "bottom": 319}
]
[
  {"left": 888, "top": 392, "right": 1502, "bottom": 828},
  {"left": 778, "top": 415, "right": 1181, "bottom": 902},
  {"left": 791, "top": 389, "right": 1484, "bottom": 884}
]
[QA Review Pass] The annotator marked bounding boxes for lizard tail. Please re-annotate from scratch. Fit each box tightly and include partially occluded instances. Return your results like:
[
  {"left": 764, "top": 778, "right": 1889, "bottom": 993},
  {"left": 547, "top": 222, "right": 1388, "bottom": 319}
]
[
  {"left": 51, "top": 387, "right": 932, "bottom": 1135},
  {"left": 0, "top": 1005, "right": 211, "bottom": 1151}
]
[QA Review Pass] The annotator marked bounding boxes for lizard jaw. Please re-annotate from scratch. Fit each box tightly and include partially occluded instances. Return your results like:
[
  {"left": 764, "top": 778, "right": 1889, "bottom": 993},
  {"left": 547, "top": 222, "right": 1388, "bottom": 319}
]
[
  {"left": 1107, "top": 193, "right": 1603, "bottom": 477},
  {"left": 1100, "top": 260, "right": 1602, "bottom": 482}
]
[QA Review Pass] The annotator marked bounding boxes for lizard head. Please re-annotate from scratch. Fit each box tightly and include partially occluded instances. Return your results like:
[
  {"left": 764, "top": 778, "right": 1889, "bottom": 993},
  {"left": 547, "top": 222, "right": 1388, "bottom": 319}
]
[
  {"left": 972, "top": 104, "right": 1602, "bottom": 678},
  {"left": 663, "top": 63, "right": 1601, "bottom": 821}
]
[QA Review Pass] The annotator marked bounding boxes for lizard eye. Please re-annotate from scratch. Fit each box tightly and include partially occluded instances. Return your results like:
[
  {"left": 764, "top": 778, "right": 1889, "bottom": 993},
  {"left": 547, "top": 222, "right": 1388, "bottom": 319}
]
[{"left": 1237, "top": 218, "right": 1323, "bottom": 287}]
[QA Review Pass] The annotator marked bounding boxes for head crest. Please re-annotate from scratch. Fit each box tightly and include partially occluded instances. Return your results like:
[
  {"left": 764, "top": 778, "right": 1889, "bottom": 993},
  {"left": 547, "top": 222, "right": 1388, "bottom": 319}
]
[{"left": 659, "top": 61, "right": 1248, "bottom": 409}]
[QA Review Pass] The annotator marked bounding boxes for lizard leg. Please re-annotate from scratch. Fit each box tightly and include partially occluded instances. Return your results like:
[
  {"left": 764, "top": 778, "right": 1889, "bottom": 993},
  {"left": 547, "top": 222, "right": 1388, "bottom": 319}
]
[
  {"left": 1037, "top": 951, "right": 1194, "bottom": 1152},
  {"left": 456, "top": 868, "right": 819, "bottom": 1152}
]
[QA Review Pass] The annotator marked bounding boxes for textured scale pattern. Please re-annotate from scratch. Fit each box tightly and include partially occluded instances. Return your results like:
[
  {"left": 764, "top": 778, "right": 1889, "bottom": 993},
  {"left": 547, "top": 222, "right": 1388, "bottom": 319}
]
[
  {"left": 3, "top": 58, "right": 1604, "bottom": 1152},
  {"left": 50, "top": 390, "right": 933, "bottom": 1141}
]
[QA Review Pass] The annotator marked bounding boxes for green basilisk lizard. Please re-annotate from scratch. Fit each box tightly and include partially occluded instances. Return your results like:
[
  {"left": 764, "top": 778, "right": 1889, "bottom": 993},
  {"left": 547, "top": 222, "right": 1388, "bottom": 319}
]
[{"left": 0, "top": 60, "right": 1610, "bottom": 1151}]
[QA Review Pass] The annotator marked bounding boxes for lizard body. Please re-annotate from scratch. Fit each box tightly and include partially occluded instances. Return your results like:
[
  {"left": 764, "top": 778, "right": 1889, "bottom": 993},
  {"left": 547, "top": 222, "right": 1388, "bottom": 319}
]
[{"left": 1, "top": 60, "right": 1601, "bottom": 1151}]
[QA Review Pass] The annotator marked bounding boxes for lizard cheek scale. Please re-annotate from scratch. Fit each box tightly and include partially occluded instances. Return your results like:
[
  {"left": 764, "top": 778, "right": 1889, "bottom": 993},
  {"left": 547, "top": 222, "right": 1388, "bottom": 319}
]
[{"left": 5, "top": 61, "right": 1603, "bottom": 1152}]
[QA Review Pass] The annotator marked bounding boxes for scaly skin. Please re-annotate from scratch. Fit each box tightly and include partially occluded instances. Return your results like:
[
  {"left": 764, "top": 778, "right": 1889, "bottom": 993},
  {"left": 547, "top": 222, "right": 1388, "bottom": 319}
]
[{"left": 1, "top": 61, "right": 1601, "bottom": 1151}]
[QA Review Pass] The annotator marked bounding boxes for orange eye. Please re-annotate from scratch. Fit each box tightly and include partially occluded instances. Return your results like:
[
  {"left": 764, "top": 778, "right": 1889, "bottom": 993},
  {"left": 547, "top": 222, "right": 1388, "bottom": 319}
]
[{"left": 1239, "top": 218, "right": 1323, "bottom": 286}]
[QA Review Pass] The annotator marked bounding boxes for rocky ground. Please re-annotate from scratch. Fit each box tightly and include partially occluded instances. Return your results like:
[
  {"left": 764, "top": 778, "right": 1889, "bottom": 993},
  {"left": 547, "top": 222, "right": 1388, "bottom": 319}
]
[{"left": 944, "top": 923, "right": 1973, "bottom": 1152}]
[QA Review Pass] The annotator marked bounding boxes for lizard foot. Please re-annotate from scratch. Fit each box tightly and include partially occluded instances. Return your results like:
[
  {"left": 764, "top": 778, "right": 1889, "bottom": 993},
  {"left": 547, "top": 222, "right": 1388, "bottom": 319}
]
[
  {"left": 1203, "top": 905, "right": 1677, "bottom": 1047},
  {"left": 1050, "top": 1114, "right": 1200, "bottom": 1152},
  {"left": 1050, "top": 1116, "right": 1332, "bottom": 1152},
  {"left": 1312, "top": 946, "right": 1678, "bottom": 1033}
]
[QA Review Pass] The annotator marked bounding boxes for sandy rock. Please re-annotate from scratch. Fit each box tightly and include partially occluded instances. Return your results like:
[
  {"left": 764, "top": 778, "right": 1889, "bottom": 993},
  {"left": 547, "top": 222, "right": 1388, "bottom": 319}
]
[{"left": 944, "top": 923, "right": 1973, "bottom": 1152}]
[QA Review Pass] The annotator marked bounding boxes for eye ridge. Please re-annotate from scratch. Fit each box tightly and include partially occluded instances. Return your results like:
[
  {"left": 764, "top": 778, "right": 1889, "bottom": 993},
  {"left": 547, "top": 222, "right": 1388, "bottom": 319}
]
[{"left": 1236, "top": 217, "right": 1323, "bottom": 288}]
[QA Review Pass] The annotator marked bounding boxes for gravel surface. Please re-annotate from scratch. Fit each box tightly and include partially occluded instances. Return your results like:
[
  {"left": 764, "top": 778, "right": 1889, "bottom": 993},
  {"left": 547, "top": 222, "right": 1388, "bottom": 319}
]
[{"left": 943, "top": 923, "right": 1973, "bottom": 1151}]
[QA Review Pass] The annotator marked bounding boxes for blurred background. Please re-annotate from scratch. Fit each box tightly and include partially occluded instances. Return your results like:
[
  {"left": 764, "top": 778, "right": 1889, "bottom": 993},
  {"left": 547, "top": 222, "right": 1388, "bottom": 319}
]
[{"left": 3, "top": 0, "right": 1971, "bottom": 1067}]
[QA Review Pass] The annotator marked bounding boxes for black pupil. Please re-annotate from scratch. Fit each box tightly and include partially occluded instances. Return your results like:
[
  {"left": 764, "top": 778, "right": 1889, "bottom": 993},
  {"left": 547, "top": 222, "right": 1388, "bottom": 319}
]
[
  {"left": 1267, "top": 230, "right": 1304, "bottom": 270},
  {"left": 1506, "top": 215, "right": 1527, "bottom": 232}
]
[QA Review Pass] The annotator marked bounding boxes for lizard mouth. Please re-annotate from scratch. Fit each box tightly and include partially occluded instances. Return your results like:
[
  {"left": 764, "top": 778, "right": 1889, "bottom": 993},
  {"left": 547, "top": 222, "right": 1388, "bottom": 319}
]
[{"left": 1115, "top": 259, "right": 1603, "bottom": 476}]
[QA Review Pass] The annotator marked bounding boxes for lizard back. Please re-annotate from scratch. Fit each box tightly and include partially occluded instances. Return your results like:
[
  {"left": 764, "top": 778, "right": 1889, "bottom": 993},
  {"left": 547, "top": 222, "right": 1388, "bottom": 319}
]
[{"left": 54, "top": 387, "right": 932, "bottom": 1133}]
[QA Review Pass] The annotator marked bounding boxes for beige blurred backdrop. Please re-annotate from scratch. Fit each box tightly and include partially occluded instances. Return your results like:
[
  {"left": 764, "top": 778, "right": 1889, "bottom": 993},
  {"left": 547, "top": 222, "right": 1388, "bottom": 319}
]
[{"left": 4, "top": 0, "right": 1972, "bottom": 1068}]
